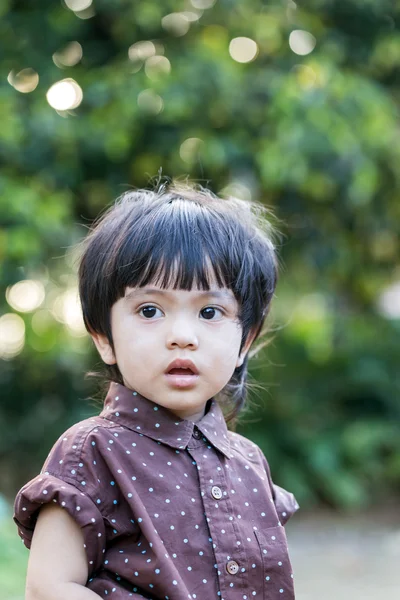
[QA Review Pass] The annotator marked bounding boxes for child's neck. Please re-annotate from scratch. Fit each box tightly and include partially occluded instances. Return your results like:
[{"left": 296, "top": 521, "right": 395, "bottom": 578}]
[{"left": 170, "top": 401, "right": 208, "bottom": 423}]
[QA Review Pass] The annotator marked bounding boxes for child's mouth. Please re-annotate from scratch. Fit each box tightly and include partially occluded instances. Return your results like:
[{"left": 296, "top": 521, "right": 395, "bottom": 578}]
[{"left": 165, "top": 367, "right": 199, "bottom": 388}]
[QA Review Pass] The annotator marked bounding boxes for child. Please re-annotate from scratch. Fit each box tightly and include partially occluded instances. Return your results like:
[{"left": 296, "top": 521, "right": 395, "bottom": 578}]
[{"left": 14, "top": 181, "right": 299, "bottom": 600}]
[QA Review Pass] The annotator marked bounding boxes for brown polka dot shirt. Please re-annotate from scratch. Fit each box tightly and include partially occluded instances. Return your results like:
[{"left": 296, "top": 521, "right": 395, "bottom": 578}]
[{"left": 14, "top": 382, "right": 299, "bottom": 599}]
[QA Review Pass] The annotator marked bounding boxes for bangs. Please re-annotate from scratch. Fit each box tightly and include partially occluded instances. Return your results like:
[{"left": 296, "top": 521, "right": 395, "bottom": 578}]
[{"left": 111, "top": 198, "right": 247, "bottom": 300}]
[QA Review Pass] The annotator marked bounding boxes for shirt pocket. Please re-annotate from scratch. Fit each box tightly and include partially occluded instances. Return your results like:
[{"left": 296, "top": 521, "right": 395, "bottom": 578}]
[{"left": 254, "top": 526, "right": 295, "bottom": 599}]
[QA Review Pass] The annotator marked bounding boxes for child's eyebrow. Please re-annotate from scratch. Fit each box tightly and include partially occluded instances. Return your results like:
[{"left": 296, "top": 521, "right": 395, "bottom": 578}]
[{"left": 124, "top": 288, "right": 236, "bottom": 304}]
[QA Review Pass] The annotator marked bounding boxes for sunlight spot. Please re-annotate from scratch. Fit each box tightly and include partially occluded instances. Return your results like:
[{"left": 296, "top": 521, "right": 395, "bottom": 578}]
[
  {"left": 179, "top": 137, "right": 204, "bottom": 164},
  {"left": 6, "top": 280, "right": 45, "bottom": 313},
  {"left": 0, "top": 313, "right": 25, "bottom": 359},
  {"left": 53, "top": 42, "right": 83, "bottom": 68},
  {"left": 377, "top": 282, "right": 400, "bottom": 319},
  {"left": 289, "top": 30, "right": 316, "bottom": 55},
  {"left": 229, "top": 37, "right": 258, "bottom": 63},
  {"left": 46, "top": 78, "right": 83, "bottom": 111},
  {"left": 145, "top": 56, "right": 171, "bottom": 80},
  {"left": 137, "top": 89, "right": 164, "bottom": 114},
  {"left": 190, "top": 0, "right": 216, "bottom": 9},
  {"left": 65, "top": 0, "right": 92, "bottom": 10},
  {"left": 52, "top": 288, "right": 87, "bottom": 336},
  {"left": 8, "top": 68, "right": 39, "bottom": 93},
  {"left": 162, "top": 13, "right": 190, "bottom": 37}
]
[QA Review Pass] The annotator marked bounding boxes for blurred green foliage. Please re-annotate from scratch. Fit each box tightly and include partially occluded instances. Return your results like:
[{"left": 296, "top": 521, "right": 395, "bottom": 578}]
[
  {"left": 1, "top": 0, "right": 400, "bottom": 513},
  {"left": 0, "top": 507, "right": 26, "bottom": 600}
]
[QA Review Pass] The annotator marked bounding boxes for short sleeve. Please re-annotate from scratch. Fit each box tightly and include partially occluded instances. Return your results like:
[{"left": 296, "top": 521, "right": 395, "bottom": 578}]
[
  {"left": 14, "top": 473, "right": 106, "bottom": 576},
  {"left": 270, "top": 482, "right": 299, "bottom": 525},
  {"left": 257, "top": 447, "right": 300, "bottom": 525}
]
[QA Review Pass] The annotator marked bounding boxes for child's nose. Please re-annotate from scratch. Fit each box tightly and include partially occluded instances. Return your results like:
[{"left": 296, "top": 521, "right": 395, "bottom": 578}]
[{"left": 165, "top": 318, "right": 199, "bottom": 349}]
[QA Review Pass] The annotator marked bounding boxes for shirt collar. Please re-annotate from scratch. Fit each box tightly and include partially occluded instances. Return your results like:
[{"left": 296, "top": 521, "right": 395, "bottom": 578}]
[{"left": 100, "top": 382, "right": 232, "bottom": 459}]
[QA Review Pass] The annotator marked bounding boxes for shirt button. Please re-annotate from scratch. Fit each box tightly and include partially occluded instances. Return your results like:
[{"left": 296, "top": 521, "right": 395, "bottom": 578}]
[
  {"left": 226, "top": 560, "right": 239, "bottom": 575},
  {"left": 193, "top": 428, "right": 201, "bottom": 440},
  {"left": 211, "top": 485, "right": 223, "bottom": 500}
]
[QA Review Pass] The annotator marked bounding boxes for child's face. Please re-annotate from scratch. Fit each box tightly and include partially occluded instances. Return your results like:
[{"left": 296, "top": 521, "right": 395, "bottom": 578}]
[{"left": 91, "top": 283, "right": 255, "bottom": 421}]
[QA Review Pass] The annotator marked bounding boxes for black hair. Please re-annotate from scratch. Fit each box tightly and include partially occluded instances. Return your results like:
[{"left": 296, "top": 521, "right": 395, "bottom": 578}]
[{"left": 78, "top": 180, "right": 280, "bottom": 425}]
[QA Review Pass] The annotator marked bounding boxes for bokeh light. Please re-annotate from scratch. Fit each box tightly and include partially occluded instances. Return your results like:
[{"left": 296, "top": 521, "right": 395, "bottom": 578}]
[
  {"left": 7, "top": 68, "right": 39, "bottom": 93},
  {"left": 128, "top": 41, "right": 157, "bottom": 62},
  {"left": 64, "top": 0, "right": 92, "bottom": 10},
  {"left": 46, "top": 78, "right": 83, "bottom": 111},
  {"left": 220, "top": 180, "right": 252, "bottom": 201},
  {"left": 190, "top": 0, "right": 215, "bottom": 9},
  {"left": 229, "top": 37, "right": 259, "bottom": 63},
  {"left": 0, "top": 313, "right": 25, "bottom": 359},
  {"left": 137, "top": 89, "right": 164, "bottom": 114},
  {"left": 179, "top": 137, "right": 204, "bottom": 163},
  {"left": 6, "top": 280, "right": 45, "bottom": 313},
  {"left": 162, "top": 13, "right": 190, "bottom": 37},
  {"left": 144, "top": 56, "right": 171, "bottom": 80},
  {"left": 52, "top": 41, "right": 83, "bottom": 68},
  {"left": 377, "top": 282, "right": 400, "bottom": 319},
  {"left": 182, "top": 11, "right": 202, "bottom": 22},
  {"left": 289, "top": 30, "right": 316, "bottom": 55},
  {"left": 74, "top": 6, "right": 96, "bottom": 20},
  {"left": 51, "top": 288, "right": 87, "bottom": 336}
]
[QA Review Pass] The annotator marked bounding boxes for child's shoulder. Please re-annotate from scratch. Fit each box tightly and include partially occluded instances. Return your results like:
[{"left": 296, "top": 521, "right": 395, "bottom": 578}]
[
  {"left": 52, "top": 413, "right": 117, "bottom": 449},
  {"left": 42, "top": 414, "right": 118, "bottom": 474},
  {"left": 228, "top": 430, "right": 265, "bottom": 463}
]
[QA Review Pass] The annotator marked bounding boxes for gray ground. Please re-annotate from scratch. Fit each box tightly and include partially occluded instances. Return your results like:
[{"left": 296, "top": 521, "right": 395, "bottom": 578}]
[{"left": 285, "top": 509, "right": 400, "bottom": 600}]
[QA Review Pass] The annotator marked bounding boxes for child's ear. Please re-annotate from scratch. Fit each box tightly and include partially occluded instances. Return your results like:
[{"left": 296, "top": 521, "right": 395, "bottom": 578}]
[
  {"left": 236, "top": 328, "right": 258, "bottom": 368},
  {"left": 90, "top": 332, "right": 117, "bottom": 365}
]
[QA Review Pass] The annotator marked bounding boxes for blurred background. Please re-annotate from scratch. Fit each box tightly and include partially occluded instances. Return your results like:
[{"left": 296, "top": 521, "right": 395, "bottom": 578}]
[{"left": 1, "top": 0, "right": 400, "bottom": 598}]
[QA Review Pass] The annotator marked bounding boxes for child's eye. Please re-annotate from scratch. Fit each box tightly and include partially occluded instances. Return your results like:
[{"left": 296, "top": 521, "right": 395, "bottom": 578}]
[
  {"left": 138, "top": 305, "right": 164, "bottom": 319},
  {"left": 200, "top": 306, "right": 224, "bottom": 320}
]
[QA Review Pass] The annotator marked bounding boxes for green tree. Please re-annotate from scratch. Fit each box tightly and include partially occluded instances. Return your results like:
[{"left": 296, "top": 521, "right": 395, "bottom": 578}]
[{"left": 1, "top": 0, "right": 400, "bottom": 508}]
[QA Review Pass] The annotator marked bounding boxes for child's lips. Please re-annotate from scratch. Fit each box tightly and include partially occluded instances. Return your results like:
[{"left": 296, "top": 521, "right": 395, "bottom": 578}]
[
  {"left": 164, "top": 369, "right": 199, "bottom": 388},
  {"left": 165, "top": 358, "right": 199, "bottom": 375},
  {"left": 168, "top": 368, "right": 194, "bottom": 375}
]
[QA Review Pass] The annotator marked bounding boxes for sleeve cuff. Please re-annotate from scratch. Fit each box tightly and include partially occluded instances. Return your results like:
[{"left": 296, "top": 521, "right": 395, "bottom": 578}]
[{"left": 14, "top": 473, "right": 106, "bottom": 576}]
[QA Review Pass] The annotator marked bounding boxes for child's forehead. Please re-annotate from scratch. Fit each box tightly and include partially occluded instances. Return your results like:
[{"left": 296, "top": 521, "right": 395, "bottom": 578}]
[{"left": 123, "top": 285, "right": 237, "bottom": 304}]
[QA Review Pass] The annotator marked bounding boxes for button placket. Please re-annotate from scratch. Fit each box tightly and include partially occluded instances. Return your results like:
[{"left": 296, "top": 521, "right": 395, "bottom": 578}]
[{"left": 187, "top": 440, "right": 248, "bottom": 599}]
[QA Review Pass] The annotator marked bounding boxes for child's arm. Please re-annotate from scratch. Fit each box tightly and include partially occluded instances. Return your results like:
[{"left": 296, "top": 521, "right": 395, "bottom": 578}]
[{"left": 25, "top": 504, "right": 101, "bottom": 600}]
